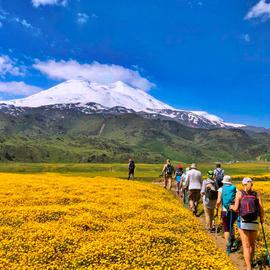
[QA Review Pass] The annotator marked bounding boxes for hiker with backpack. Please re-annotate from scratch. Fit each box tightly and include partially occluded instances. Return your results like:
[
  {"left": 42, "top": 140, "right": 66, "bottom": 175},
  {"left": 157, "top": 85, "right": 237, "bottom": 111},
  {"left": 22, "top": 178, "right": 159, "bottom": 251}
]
[
  {"left": 215, "top": 175, "right": 238, "bottom": 254},
  {"left": 201, "top": 170, "right": 218, "bottom": 232},
  {"left": 128, "top": 159, "right": 136, "bottom": 180},
  {"left": 185, "top": 163, "right": 202, "bottom": 216},
  {"left": 180, "top": 167, "right": 189, "bottom": 205},
  {"left": 214, "top": 163, "right": 225, "bottom": 188},
  {"left": 230, "top": 177, "right": 264, "bottom": 270},
  {"left": 175, "top": 164, "right": 184, "bottom": 194},
  {"left": 161, "top": 159, "right": 174, "bottom": 190}
]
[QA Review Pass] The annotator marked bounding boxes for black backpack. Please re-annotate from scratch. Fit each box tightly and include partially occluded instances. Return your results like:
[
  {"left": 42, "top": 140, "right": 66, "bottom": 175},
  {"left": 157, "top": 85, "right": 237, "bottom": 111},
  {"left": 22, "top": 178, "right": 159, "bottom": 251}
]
[
  {"left": 129, "top": 161, "right": 135, "bottom": 170},
  {"left": 165, "top": 164, "right": 173, "bottom": 175},
  {"left": 205, "top": 181, "right": 218, "bottom": 200},
  {"left": 175, "top": 169, "right": 183, "bottom": 177}
]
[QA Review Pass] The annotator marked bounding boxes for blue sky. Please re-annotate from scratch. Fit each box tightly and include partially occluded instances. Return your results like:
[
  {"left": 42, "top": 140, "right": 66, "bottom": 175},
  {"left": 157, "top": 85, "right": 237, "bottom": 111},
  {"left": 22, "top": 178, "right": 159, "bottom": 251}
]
[{"left": 0, "top": 0, "right": 270, "bottom": 127}]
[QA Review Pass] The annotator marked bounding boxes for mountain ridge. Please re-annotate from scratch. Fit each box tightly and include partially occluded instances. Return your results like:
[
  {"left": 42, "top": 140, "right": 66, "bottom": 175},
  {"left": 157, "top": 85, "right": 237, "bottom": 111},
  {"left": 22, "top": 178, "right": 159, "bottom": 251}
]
[{"left": 1, "top": 79, "right": 246, "bottom": 129}]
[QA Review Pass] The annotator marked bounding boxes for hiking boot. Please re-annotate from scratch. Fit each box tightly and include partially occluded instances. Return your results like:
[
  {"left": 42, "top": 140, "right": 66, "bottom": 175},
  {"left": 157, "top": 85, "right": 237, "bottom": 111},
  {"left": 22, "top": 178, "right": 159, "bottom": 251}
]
[{"left": 230, "top": 241, "right": 238, "bottom": 252}]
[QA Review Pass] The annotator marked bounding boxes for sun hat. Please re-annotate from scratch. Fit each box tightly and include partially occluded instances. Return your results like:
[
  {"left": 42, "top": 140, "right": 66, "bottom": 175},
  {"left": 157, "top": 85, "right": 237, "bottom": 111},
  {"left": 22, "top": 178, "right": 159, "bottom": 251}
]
[
  {"left": 222, "top": 175, "right": 232, "bottom": 184},
  {"left": 242, "top": 177, "right": 253, "bottom": 185},
  {"left": 167, "top": 159, "right": 171, "bottom": 163},
  {"left": 207, "top": 170, "right": 214, "bottom": 177},
  {"left": 190, "top": 163, "right": 197, "bottom": 169},
  {"left": 177, "top": 164, "right": 183, "bottom": 169}
]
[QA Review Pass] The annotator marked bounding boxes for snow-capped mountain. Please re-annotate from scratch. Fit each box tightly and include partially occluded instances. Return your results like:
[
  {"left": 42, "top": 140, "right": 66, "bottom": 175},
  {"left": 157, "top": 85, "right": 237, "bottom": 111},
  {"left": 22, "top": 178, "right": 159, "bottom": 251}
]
[
  {"left": 4, "top": 79, "right": 173, "bottom": 111},
  {"left": 0, "top": 79, "right": 245, "bottom": 129}
]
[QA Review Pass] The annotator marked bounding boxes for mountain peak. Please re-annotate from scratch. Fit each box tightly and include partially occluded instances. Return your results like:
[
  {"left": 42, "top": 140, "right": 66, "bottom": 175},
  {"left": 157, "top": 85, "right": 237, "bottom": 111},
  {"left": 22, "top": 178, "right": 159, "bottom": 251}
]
[{"left": 2, "top": 79, "right": 173, "bottom": 111}]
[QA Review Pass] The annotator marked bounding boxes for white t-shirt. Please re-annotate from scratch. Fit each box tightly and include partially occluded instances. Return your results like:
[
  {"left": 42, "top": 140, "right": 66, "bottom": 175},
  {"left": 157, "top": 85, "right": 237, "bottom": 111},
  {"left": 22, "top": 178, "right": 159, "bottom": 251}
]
[{"left": 186, "top": 169, "right": 202, "bottom": 190}]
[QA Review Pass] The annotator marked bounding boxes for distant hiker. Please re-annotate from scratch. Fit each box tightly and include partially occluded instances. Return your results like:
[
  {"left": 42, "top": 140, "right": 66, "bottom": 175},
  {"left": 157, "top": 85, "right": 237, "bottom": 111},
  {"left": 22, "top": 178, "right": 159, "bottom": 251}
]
[
  {"left": 230, "top": 178, "right": 264, "bottom": 270},
  {"left": 161, "top": 159, "right": 174, "bottom": 190},
  {"left": 215, "top": 175, "right": 238, "bottom": 254},
  {"left": 186, "top": 163, "right": 202, "bottom": 216},
  {"left": 175, "top": 164, "right": 184, "bottom": 194},
  {"left": 180, "top": 167, "right": 189, "bottom": 204},
  {"left": 214, "top": 163, "right": 224, "bottom": 188},
  {"left": 128, "top": 159, "right": 135, "bottom": 180},
  {"left": 201, "top": 170, "right": 218, "bottom": 232}
]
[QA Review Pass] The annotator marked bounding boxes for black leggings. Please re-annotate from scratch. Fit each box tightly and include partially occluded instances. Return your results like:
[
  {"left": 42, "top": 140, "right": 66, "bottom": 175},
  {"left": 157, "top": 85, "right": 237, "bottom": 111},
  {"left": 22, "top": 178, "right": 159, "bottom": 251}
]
[{"left": 128, "top": 169, "right": 134, "bottom": 180}]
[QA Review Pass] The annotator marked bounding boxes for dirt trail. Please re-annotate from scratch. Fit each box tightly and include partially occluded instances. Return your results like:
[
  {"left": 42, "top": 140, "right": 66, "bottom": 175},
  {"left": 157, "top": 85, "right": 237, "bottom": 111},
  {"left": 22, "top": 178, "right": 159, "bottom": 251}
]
[{"left": 155, "top": 181, "right": 246, "bottom": 270}]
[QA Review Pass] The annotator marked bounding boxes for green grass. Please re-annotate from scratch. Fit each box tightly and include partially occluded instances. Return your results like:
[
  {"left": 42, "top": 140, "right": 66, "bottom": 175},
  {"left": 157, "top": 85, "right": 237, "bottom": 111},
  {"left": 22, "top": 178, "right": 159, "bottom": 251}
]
[{"left": 0, "top": 162, "right": 269, "bottom": 182}]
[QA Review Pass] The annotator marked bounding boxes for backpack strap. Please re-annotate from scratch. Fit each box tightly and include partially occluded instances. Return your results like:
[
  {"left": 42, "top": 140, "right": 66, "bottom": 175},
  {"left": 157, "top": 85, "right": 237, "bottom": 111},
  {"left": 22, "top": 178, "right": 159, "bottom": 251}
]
[{"left": 241, "top": 190, "right": 257, "bottom": 198}]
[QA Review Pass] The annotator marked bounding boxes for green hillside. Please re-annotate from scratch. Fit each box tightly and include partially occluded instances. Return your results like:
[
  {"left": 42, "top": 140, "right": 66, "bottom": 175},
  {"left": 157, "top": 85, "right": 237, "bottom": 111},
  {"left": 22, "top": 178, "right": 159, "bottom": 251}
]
[{"left": 0, "top": 110, "right": 269, "bottom": 163}]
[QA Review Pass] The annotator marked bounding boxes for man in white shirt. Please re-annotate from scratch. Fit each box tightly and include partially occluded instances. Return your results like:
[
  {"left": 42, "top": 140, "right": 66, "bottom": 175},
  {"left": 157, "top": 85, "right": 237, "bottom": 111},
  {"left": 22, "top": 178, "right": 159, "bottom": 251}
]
[{"left": 186, "top": 163, "right": 202, "bottom": 216}]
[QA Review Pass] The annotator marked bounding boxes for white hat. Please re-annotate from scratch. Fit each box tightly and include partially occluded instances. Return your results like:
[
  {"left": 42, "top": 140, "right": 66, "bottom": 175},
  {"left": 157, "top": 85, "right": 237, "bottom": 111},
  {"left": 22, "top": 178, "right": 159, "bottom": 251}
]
[
  {"left": 222, "top": 175, "right": 232, "bottom": 184},
  {"left": 242, "top": 177, "right": 253, "bottom": 185},
  {"left": 190, "top": 163, "right": 197, "bottom": 169}
]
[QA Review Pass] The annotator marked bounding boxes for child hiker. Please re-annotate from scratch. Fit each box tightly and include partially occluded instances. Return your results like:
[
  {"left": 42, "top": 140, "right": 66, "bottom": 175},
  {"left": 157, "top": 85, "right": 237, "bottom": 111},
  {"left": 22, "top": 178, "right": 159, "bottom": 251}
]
[{"left": 175, "top": 164, "right": 184, "bottom": 195}]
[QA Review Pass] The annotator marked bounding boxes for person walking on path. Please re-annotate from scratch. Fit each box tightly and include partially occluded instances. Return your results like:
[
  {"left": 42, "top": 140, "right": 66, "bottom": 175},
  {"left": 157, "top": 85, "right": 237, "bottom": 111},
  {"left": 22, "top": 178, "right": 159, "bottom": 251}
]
[
  {"left": 180, "top": 167, "right": 189, "bottom": 205},
  {"left": 128, "top": 159, "right": 136, "bottom": 180},
  {"left": 161, "top": 159, "right": 174, "bottom": 190},
  {"left": 186, "top": 163, "right": 202, "bottom": 216},
  {"left": 175, "top": 164, "right": 184, "bottom": 194},
  {"left": 230, "top": 177, "right": 264, "bottom": 270},
  {"left": 201, "top": 170, "right": 219, "bottom": 232},
  {"left": 214, "top": 162, "right": 224, "bottom": 188},
  {"left": 215, "top": 175, "right": 238, "bottom": 254}
]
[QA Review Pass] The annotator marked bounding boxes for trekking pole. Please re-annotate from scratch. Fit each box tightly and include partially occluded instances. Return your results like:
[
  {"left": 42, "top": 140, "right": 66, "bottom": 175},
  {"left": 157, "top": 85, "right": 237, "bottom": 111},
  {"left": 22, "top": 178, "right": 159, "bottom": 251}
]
[
  {"left": 214, "top": 209, "right": 218, "bottom": 240},
  {"left": 227, "top": 211, "right": 233, "bottom": 256},
  {"left": 261, "top": 222, "right": 270, "bottom": 266}
]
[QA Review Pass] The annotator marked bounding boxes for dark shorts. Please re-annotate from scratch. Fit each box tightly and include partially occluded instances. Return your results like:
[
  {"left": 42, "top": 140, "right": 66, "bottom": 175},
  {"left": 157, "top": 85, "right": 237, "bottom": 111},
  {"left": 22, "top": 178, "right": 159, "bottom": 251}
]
[{"left": 221, "top": 211, "right": 238, "bottom": 232}]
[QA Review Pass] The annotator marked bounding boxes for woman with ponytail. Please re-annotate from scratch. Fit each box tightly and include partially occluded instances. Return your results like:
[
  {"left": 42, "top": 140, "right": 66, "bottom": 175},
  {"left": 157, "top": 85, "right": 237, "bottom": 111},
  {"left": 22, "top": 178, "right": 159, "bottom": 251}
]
[{"left": 231, "top": 177, "right": 264, "bottom": 270}]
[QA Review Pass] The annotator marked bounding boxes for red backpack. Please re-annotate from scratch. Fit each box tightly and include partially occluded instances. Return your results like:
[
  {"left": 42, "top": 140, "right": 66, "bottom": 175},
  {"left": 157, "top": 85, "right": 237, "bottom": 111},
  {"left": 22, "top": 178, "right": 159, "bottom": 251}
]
[{"left": 239, "top": 190, "right": 259, "bottom": 221}]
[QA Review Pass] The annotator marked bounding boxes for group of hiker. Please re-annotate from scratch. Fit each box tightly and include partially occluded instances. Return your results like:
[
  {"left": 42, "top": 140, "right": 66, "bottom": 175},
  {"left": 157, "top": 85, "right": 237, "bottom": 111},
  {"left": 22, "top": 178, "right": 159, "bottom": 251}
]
[
  {"left": 127, "top": 158, "right": 267, "bottom": 269},
  {"left": 160, "top": 159, "right": 265, "bottom": 270}
]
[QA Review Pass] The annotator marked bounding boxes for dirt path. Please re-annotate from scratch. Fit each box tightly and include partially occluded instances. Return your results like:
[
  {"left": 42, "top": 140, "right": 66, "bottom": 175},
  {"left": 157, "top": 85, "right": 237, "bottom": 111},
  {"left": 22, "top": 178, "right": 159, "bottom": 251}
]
[{"left": 154, "top": 181, "right": 246, "bottom": 270}]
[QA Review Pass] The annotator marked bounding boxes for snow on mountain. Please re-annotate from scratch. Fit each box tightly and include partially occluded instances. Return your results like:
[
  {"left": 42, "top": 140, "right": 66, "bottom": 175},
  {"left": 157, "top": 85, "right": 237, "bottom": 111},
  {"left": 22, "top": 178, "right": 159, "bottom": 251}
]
[
  {"left": 4, "top": 79, "right": 173, "bottom": 112},
  {"left": 191, "top": 111, "right": 245, "bottom": 128},
  {"left": 0, "top": 79, "right": 245, "bottom": 129}
]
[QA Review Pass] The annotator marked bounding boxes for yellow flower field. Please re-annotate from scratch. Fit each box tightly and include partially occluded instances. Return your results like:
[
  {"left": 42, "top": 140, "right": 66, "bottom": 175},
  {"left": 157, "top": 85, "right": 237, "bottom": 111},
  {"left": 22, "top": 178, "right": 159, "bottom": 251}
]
[{"left": 0, "top": 173, "right": 235, "bottom": 269}]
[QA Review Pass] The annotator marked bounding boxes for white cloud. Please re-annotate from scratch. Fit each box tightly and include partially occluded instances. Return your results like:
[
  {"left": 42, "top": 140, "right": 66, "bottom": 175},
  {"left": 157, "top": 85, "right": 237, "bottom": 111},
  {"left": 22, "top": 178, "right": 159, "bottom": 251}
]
[
  {"left": 91, "top": 13, "right": 98, "bottom": 19},
  {"left": 241, "top": 33, "right": 251, "bottom": 42},
  {"left": 0, "top": 81, "right": 43, "bottom": 96},
  {"left": 0, "top": 55, "right": 25, "bottom": 77},
  {"left": 13, "top": 17, "right": 33, "bottom": 29},
  {"left": 77, "top": 13, "right": 89, "bottom": 24},
  {"left": 0, "top": 8, "right": 38, "bottom": 31},
  {"left": 245, "top": 0, "right": 270, "bottom": 21},
  {"left": 33, "top": 60, "right": 155, "bottom": 91},
  {"left": 32, "top": 0, "right": 68, "bottom": 7}
]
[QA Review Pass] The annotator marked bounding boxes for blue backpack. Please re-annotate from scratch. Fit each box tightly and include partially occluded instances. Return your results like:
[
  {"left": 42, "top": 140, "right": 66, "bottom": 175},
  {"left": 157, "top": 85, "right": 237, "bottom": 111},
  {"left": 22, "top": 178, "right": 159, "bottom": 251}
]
[{"left": 222, "top": 185, "right": 236, "bottom": 212}]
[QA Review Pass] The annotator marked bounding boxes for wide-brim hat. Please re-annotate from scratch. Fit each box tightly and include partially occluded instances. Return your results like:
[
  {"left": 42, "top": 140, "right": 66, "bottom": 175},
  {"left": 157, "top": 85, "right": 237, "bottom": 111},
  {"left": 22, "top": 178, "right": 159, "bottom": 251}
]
[
  {"left": 222, "top": 175, "right": 232, "bottom": 184},
  {"left": 190, "top": 163, "right": 197, "bottom": 169}
]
